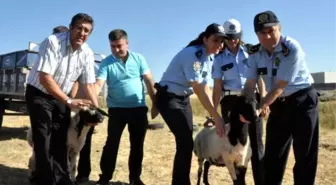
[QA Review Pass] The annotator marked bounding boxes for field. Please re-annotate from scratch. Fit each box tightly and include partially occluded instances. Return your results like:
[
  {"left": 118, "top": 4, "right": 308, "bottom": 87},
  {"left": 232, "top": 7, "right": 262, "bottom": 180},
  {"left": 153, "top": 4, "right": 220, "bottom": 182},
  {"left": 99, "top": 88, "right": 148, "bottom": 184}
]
[{"left": 0, "top": 94, "right": 335, "bottom": 185}]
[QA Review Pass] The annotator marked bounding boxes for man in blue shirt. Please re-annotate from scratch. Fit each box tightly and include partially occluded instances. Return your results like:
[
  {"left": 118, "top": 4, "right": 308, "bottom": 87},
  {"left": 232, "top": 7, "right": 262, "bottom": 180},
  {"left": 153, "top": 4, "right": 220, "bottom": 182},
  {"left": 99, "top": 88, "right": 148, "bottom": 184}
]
[
  {"left": 94, "top": 29, "right": 157, "bottom": 185},
  {"left": 243, "top": 10, "right": 319, "bottom": 185}
]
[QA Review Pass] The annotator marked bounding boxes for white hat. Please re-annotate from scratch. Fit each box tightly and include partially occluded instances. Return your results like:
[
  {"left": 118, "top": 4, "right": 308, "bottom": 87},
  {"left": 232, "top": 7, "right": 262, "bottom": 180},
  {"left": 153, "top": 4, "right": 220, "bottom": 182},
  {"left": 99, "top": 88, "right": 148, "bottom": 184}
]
[{"left": 223, "top": 18, "right": 242, "bottom": 39}]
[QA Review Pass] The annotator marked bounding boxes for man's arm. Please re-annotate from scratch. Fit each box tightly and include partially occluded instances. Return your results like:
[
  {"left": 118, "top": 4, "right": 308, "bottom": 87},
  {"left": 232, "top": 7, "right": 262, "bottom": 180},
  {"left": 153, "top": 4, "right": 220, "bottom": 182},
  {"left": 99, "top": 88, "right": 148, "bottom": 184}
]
[
  {"left": 82, "top": 83, "right": 98, "bottom": 107},
  {"left": 39, "top": 72, "right": 71, "bottom": 104},
  {"left": 259, "top": 80, "right": 287, "bottom": 110},
  {"left": 192, "top": 82, "right": 218, "bottom": 118},
  {"left": 37, "top": 37, "right": 74, "bottom": 104},
  {"left": 95, "top": 79, "right": 106, "bottom": 96},
  {"left": 242, "top": 79, "right": 257, "bottom": 98},
  {"left": 79, "top": 53, "right": 99, "bottom": 107},
  {"left": 143, "top": 72, "right": 157, "bottom": 104},
  {"left": 257, "top": 77, "right": 267, "bottom": 98}
]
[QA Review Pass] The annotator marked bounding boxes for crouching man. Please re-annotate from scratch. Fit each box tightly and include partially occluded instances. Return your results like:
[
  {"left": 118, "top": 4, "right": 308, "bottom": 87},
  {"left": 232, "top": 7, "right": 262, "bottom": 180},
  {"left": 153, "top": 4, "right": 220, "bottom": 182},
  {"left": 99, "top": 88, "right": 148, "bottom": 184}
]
[{"left": 25, "top": 13, "right": 99, "bottom": 185}]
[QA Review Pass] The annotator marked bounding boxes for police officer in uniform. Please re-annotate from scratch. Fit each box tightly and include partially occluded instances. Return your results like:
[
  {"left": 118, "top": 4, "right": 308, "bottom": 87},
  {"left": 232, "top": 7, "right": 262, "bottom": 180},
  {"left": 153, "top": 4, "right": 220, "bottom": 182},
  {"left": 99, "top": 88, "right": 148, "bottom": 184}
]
[
  {"left": 155, "top": 23, "right": 226, "bottom": 185},
  {"left": 212, "top": 18, "right": 265, "bottom": 185},
  {"left": 243, "top": 10, "right": 319, "bottom": 185}
]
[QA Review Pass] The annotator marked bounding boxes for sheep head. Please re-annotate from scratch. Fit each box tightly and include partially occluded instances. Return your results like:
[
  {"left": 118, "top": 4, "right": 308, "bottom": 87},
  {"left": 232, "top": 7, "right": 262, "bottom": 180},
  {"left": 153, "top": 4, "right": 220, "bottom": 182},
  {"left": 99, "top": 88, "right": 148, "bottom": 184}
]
[{"left": 228, "top": 95, "right": 259, "bottom": 146}]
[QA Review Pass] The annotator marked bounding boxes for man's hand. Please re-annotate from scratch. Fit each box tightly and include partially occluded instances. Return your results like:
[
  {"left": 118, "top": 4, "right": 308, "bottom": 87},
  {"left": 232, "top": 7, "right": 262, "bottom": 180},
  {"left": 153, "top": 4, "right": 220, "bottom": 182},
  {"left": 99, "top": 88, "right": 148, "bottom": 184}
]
[
  {"left": 151, "top": 105, "right": 159, "bottom": 119},
  {"left": 257, "top": 106, "right": 270, "bottom": 117},
  {"left": 213, "top": 114, "right": 225, "bottom": 137},
  {"left": 67, "top": 99, "right": 92, "bottom": 109}
]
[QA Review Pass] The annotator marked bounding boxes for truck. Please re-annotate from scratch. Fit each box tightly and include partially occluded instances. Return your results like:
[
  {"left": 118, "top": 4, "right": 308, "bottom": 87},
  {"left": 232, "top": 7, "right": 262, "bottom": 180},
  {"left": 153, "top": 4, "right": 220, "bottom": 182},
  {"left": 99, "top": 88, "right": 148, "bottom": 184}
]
[{"left": 0, "top": 42, "right": 106, "bottom": 128}]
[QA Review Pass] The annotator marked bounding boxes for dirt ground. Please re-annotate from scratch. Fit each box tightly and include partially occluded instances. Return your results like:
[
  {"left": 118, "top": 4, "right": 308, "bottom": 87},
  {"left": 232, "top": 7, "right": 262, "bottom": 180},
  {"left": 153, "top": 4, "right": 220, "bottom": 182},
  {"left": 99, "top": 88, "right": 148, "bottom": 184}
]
[{"left": 0, "top": 114, "right": 335, "bottom": 185}]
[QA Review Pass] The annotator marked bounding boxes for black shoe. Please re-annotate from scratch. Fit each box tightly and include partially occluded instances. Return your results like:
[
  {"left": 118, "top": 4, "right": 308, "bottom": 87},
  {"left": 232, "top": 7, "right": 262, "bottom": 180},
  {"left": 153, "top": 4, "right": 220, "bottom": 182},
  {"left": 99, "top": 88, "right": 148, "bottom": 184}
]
[
  {"left": 75, "top": 176, "right": 89, "bottom": 184},
  {"left": 130, "top": 179, "right": 145, "bottom": 185}
]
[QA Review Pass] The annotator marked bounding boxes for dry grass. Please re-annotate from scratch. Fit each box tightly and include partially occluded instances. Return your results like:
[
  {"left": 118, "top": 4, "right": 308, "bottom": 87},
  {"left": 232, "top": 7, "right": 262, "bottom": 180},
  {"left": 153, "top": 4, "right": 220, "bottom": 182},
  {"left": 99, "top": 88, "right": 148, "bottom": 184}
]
[{"left": 0, "top": 109, "right": 335, "bottom": 185}]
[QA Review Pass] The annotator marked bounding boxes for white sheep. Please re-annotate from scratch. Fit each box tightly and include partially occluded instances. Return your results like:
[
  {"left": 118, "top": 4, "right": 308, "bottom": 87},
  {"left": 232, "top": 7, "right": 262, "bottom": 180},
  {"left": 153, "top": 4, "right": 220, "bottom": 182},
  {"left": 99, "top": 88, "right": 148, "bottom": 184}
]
[
  {"left": 193, "top": 95, "right": 259, "bottom": 185},
  {"left": 27, "top": 106, "right": 108, "bottom": 183}
]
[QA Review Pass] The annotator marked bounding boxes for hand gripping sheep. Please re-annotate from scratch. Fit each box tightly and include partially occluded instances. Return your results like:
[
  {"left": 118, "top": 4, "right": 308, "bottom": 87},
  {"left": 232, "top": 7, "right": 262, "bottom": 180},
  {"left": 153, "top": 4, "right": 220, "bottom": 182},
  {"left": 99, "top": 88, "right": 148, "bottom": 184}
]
[
  {"left": 193, "top": 95, "right": 259, "bottom": 185},
  {"left": 27, "top": 106, "right": 109, "bottom": 183}
]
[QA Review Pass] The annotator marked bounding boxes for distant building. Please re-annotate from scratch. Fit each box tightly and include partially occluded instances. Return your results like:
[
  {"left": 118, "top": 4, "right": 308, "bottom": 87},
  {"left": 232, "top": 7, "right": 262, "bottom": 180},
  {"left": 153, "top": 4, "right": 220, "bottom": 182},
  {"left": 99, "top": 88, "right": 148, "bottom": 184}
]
[
  {"left": 311, "top": 72, "right": 336, "bottom": 83},
  {"left": 311, "top": 72, "right": 336, "bottom": 91}
]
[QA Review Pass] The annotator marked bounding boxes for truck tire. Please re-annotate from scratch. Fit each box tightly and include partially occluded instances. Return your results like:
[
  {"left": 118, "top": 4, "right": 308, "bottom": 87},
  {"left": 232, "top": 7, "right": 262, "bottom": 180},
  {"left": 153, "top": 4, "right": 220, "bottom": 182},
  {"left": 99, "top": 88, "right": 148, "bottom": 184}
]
[{"left": 0, "top": 96, "right": 5, "bottom": 128}]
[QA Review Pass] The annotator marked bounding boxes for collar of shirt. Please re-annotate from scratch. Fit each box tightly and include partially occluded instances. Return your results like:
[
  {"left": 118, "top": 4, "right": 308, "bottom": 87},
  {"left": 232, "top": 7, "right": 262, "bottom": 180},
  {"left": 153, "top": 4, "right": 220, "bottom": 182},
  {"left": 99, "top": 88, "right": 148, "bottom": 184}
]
[
  {"left": 224, "top": 46, "right": 248, "bottom": 59},
  {"left": 65, "top": 31, "right": 84, "bottom": 53}
]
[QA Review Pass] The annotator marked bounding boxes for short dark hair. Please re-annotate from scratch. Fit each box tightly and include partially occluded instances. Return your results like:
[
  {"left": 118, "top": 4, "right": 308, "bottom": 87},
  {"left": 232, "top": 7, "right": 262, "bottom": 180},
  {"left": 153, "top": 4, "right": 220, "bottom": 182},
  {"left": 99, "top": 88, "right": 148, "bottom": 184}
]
[
  {"left": 52, "top": 26, "right": 68, "bottom": 34},
  {"left": 108, "top": 29, "right": 128, "bottom": 41},
  {"left": 70, "top": 13, "right": 94, "bottom": 31}
]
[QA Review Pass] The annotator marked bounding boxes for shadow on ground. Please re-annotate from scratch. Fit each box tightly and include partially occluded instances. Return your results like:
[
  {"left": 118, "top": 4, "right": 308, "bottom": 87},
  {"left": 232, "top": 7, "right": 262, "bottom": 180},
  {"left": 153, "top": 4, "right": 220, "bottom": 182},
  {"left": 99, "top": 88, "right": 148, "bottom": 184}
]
[
  {"left": 0, "top": 126, "right": 29, "bottom": 141},
  {"left": 0, "top": 164, "right": 30, "bottom": 185}
]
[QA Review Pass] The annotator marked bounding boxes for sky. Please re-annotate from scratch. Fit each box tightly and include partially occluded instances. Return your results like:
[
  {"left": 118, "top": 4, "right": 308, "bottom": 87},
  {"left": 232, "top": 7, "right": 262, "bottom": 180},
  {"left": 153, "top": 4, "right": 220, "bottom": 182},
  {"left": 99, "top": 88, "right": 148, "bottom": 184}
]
[{"left": 0, "top": 0, "right": 335, "bottom": 82}]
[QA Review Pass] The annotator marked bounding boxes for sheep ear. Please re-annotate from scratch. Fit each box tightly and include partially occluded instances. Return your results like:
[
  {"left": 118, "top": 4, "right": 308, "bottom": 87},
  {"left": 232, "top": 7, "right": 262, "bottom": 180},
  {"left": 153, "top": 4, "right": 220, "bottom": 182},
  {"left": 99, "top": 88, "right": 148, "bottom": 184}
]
[{"left": 96, "top": 108, "right": 109, "bottom": 117}]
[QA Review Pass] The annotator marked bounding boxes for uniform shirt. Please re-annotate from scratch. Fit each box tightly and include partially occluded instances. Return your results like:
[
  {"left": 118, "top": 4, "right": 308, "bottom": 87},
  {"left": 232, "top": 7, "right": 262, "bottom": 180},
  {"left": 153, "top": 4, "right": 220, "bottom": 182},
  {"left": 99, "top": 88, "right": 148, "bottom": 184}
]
[
  {"left": 245, "top": 36, "right": 314, "bottom": 97},
  {"left": 212, "top": 46, "right": 249, "bottom": 91},
  {"left": 97, "top": 51, "right": 149, "bottom": 108},
  {"left": 27, "top": 31, "right": 96, "bottom": 95},
  {"left": 159, "top": 45, "right": 214, "bottom": 96}
]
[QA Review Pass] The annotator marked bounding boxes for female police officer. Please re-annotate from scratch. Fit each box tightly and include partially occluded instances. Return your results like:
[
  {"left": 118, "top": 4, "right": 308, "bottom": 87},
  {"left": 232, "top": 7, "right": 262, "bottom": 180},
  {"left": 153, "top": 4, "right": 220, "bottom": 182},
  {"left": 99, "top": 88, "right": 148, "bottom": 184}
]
[
  {"left": 212, "top": 18, "right": 265, "bottom": 185},
  {"left": 243, "top": 11, "right": 319, "bottom": 185},
  {"left": 154, "top": 23, "right": 226, "bottom": 185}
]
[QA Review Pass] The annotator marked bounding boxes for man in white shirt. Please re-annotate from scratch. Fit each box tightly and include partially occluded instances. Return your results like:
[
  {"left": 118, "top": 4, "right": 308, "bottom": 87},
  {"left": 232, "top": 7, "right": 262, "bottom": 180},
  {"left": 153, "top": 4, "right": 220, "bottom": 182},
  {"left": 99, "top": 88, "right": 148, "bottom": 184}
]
[{"left": 26, "top": 13, "right": 99, "bottom": 185}]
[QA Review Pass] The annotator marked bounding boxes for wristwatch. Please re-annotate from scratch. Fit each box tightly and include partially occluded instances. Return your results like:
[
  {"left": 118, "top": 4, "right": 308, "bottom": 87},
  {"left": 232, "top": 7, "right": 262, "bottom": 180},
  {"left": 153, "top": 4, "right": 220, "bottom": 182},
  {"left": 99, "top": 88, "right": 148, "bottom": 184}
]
[{"left": 66, "top": 98, "right": 72, "bottom": 105}]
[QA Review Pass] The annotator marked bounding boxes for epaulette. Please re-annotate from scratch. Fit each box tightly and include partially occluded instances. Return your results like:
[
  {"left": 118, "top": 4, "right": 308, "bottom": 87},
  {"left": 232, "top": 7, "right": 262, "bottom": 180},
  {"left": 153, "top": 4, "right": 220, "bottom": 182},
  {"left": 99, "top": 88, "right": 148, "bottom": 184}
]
[
  {"left": 195, "top": 50, "right": 202, "bottom": 59},
  {"left": 281, "top": 42, "right": 290, "bottom": 57},
  {"left": 248, "top": 44, "right": 261, "bottom": 55}
]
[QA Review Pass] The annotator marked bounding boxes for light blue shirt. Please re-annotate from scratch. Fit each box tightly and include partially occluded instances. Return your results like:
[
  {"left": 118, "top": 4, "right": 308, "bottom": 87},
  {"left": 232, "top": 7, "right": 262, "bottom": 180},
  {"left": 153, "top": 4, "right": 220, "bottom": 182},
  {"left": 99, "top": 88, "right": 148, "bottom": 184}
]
[
  {"left": 159, "top": 45, "right": 214, "bottom": 96},
  {"left": 212, "top": 46, "right": 249, "bottom": 91},
  {"left": 245, "top": 36, "right": 314, "bottom": 97},
  {"left": 97, "top": 51, "right": 149, "bottom": 108}
]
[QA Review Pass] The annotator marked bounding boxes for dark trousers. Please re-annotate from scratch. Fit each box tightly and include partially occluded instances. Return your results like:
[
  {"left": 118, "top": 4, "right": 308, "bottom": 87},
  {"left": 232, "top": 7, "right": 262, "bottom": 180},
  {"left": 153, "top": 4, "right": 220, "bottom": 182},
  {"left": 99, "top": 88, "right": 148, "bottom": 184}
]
[
  {"left": 25, "top": 85, "right": 73, "bottom": 185},
  {"left": 220, "top": 94, "right": 264, "bottom": 185},
  {"left": 264, "top": 87, "right": 319, "bottom": 185},
  {"left": 156, "top": 91, "right": 194, "bottom": 185},
  {"left": 98, "top": 106, "right": 148, "bottom": 183},
  {"left": 76, "top": 124, "right": 94, "bottom": 178}
]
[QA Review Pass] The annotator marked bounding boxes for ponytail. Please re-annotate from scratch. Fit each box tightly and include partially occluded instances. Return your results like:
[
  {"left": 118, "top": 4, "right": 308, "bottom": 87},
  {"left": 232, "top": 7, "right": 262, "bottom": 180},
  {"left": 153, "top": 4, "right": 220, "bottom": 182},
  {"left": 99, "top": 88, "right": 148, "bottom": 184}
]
[{"left": 185, "top": 32, "right": 206, "bottom": 47}]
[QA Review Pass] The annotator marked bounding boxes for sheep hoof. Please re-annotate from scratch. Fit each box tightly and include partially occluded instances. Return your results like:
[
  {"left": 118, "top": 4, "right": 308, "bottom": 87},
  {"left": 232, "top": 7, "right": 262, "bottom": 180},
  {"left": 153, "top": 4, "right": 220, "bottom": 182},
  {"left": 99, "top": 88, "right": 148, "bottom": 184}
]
[{"left": 147, "top": 123, "right": 164, "bottom": 130}]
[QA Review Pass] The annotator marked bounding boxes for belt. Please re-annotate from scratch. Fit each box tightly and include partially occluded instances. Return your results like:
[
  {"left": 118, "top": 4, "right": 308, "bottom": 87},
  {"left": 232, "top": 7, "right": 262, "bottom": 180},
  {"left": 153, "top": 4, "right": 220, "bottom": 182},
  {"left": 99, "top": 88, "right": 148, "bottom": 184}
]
[
  {"left": 276, "top": 86, "right": 313, "bottom": 102},
  {"left": 154, "top": 82, "right": 190, "bottom": 100},
  {"left": 166, "top": 92, "right": 190, "bottom": 100},
  {"left": 223, "top": 89, "right": 241, "bottom": 96}
]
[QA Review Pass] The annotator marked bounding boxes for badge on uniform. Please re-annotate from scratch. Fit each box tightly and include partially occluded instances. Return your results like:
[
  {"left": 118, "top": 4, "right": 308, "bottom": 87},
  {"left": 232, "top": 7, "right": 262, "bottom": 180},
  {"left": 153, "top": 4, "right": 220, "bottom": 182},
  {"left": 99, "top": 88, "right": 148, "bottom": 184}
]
[
  {"left": 274, "top": 57, "right": 281, "bottom": 67},
  {"left": 193, "top": 61, "right": 201, "bottom": 71}
]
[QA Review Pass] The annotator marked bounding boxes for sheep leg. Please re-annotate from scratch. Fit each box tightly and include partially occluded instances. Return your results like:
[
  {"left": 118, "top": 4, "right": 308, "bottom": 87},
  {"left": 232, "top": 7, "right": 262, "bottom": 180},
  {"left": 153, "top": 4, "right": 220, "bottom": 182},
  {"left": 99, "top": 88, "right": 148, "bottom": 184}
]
[
  {"left": 221, "top": 152, "right": 237, "bottom": 181},
  {"left": 68, "top": 150, "right": 78, "bottom": 182},
  {"left": 203, "top": 160, "right": 211, "bottom": 185},
  {"left": 196, "top": 158, "right": 204, "bottom": 185}
]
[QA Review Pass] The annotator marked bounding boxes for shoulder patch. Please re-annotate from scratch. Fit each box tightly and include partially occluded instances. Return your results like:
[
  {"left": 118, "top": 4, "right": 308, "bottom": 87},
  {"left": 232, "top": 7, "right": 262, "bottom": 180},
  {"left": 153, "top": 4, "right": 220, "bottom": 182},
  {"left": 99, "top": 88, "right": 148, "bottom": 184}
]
[
  {"left": 195, "top": 50, "right": 202, "bottom": 59},
  {"left": 281, "top": 42, "right": 290, "bottom": 57},
  {"left": 248, "top": 44, "right": 261, "bottom": 55}
]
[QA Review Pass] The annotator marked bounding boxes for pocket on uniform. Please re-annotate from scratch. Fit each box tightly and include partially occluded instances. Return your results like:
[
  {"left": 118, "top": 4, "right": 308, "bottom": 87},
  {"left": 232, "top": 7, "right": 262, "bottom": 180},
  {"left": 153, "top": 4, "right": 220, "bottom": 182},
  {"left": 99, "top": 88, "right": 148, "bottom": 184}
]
[{"left": 298, "top": 89, "right": 318, "bottom": 109}]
